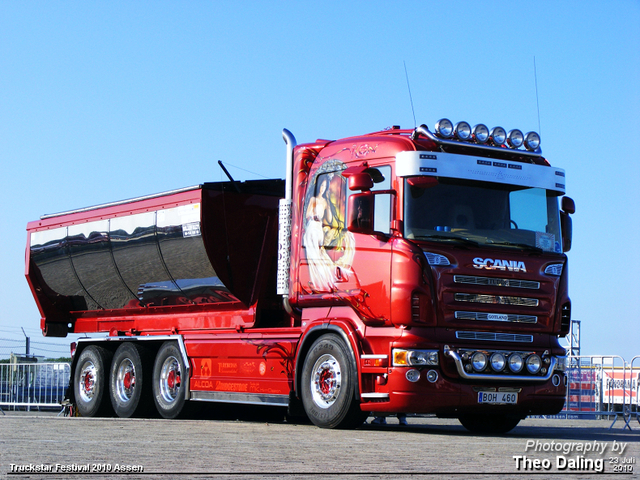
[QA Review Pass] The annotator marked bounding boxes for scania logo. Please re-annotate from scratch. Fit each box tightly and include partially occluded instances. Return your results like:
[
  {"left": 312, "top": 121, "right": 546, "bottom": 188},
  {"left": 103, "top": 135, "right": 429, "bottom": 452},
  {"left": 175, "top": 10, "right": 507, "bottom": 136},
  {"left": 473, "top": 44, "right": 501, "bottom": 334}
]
[{"left": 473, "top": 257, "right": 527, "bottom": 273}]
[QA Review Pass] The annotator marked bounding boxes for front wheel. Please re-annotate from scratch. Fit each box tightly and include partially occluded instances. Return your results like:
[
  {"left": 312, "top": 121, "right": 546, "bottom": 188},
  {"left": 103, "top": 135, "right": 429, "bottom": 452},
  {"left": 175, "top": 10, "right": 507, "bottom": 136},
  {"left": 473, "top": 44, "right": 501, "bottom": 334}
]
[
  {"left": 153, "top": 342, "right": 187, "bottom": 419},
  {"left": 74, "top": 345, "right": 113, "bottom": 417},
  {"left": 458, "top": 414, "right": 521, "bottom": 434},
  {"left": 300, "top": 334, "right": 367, "bottom": 429}
]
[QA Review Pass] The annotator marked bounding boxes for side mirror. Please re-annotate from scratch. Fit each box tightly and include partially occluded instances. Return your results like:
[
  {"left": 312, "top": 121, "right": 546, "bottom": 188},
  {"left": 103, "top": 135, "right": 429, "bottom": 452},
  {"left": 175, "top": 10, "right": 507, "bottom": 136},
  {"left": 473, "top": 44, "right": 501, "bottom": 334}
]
[
  {"left": 560, "top": 212, "right": 572, "bottom": 252},
  {"left": 560, "top": 196, "right": 574, "bottom": 252},
  {"left": 347, "top": 193, "right": 374, "bottom": 234},
  {"left": 562, "top": 196, "right": 575, "bottom": 214},
  {"left": 347, "top": 173, "right": 374, "bottom": 191}
]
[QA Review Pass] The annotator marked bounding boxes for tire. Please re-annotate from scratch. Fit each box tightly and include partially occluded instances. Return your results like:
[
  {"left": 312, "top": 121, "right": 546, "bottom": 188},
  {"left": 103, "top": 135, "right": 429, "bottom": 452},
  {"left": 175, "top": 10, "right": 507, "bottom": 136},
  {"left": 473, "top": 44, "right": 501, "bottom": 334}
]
[
  {"left": 300, "top": 334, "right": 367, "bottom": 429},
  {"left": 152, "top": 342, "right": 187, "bottom": 419},
  {"left": 458, "top": 414, "right": 521, "bottom": 434},
  {"left": 73, "top": 345, "right": 113, "bottom": 417},
  {"left": 109, "top": 343, "right": 153, "bottom": 418}
]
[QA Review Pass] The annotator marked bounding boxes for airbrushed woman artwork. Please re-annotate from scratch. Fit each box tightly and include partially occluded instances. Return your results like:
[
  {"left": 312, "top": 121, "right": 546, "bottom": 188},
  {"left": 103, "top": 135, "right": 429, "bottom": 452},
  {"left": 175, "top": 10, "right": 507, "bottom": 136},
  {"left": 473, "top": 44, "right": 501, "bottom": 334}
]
[{"left": 303, "top": 166, "right": 355, "bottom": 293}]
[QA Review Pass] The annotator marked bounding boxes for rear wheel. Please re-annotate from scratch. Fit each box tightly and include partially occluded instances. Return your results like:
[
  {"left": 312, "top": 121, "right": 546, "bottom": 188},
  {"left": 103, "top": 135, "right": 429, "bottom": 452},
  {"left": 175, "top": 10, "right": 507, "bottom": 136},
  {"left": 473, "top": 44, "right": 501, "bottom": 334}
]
[
  {"left": 74, "top": 345, "right": 113, "bottom": 417},
  {"left": 458, "top": 414, "right": 521, "bottom": 434},
  {"left": 300, "top": 334, "right": 367, "bottom": 429},
  {"left": 153, "top": 342, "right": 187, "bottom": 419},
  {"left": 109, "top": 343, "right": 152, "bottom": 418}
]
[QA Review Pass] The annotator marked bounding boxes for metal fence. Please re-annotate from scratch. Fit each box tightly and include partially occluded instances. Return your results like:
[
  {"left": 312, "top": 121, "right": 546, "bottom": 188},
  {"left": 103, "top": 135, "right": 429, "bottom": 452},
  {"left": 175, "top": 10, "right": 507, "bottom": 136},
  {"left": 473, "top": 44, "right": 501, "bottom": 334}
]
[
  {"left": 0, "top": 362, "right": 70, "bottom": 412},
  {"left": 560, "top": 355, "right": 639, "bottom": 430},
  {"left": 0, "top": 356, "right": 638, "bottom": 428}
]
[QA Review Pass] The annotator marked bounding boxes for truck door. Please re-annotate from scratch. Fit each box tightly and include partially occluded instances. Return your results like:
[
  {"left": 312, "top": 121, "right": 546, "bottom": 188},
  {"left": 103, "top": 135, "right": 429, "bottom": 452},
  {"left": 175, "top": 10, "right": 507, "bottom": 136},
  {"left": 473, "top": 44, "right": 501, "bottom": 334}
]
[{"left": 298, "top": 165, "right": 392, "bottom": 322}]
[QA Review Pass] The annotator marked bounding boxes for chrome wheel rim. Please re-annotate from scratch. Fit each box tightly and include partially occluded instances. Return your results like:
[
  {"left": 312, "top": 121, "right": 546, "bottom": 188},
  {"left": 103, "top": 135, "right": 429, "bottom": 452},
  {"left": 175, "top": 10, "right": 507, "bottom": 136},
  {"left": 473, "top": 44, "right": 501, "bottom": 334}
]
[
  {"left": 159, "top": 356, "right": 181, "bottom": 403},
  {"left": 115, "top": 358, "right": 136, "bottom": 403},
  {"left": 310, "top": 354, "right": 341, "bottom": 408},
  {"left": 78, "top": 360, "right": 97, "bottom": 403}
]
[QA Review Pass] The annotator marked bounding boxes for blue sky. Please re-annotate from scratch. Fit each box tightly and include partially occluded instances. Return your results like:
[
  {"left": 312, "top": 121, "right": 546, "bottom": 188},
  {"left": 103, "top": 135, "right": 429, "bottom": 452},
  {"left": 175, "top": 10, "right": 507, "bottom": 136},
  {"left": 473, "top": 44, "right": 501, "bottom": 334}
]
[{"left": 1, "top": 1, "right": 638, "bottom": 361}]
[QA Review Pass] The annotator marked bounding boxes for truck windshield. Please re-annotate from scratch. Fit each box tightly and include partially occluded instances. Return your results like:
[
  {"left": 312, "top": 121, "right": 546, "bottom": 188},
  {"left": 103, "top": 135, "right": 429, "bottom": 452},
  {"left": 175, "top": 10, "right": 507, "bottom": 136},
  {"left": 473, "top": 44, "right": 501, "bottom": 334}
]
[{"left": 404, "top": 177, "right": 562, "bottom": 253}]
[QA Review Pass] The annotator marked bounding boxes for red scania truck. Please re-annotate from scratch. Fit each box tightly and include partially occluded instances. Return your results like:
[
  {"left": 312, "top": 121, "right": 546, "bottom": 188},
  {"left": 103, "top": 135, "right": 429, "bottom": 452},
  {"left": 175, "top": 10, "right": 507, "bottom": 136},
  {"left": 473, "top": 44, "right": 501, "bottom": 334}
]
[{"left": 25, "top": 119, "right": 575, "bottom": 432}]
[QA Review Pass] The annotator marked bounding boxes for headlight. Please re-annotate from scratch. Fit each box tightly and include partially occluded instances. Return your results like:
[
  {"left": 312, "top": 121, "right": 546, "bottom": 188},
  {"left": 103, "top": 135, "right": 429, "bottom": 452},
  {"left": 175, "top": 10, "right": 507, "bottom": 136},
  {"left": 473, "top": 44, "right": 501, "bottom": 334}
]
[
  {"left": 526, "top": 354, "right": 542, "bottom": 374},
  {"left": 392, "top": 349, "right": 439, "bottom": 367},
  {"left": 508, "top": 353, "right": 524, "bottom": 373},
  {"left": 472, "top": 124, "right": 489, "bottom": 143},
  {"left": 471, "top": 352, "right": 487, "bottom": 372},
  {"left": 554, "top": 356, "right": 568, "bottom": 372},
  {"left": 490, "top": 126, "right": 506, "bottom": 146},
  {"left": 435, "top": 118, "right": 454, "bottom": 138},
  {"left": 454, "top": 121, "right": 471, "bottom": 140},
  {"left": 507, "top": 129, "right": 524, "bottom": 148},
  {"left": 524, "top": 131, "right": 541, "bottom": 151},
  {"left": 490, "top": 353, "right": 506, "bottom": 372}
]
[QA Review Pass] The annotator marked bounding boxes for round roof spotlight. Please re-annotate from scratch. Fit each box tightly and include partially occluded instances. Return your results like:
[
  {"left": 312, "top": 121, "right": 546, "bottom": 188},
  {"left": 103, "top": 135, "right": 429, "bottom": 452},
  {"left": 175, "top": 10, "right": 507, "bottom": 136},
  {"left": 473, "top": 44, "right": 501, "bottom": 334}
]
[
  {"left": 471, "top": 352, "right": 487, "bottom": 372},
  {"left": 435, "top": 118, "right": 454, "bottom": 138},
  {"left": 526, "top": 354, "right": 542, "bottom": 374},
  {"left": 472, "top": 124, "right": 490, "bottom": 143},
  {"left": 507, "top": 129, "right": 524, "bottom": 148},
  {"left": 490, "top": 353, "right": 506, "bottom": 372},
  {"left": 524, "top": 131, "right": 541, "bottom": 151},
  {"left": 490, "top": 126, "right": 507, "bottom": 146},
  {"left": 508, "top": 353, "right": 524, "bottom": 373},
  {"left": 454, "top": 121, "right": 472, "bottom": 140}
]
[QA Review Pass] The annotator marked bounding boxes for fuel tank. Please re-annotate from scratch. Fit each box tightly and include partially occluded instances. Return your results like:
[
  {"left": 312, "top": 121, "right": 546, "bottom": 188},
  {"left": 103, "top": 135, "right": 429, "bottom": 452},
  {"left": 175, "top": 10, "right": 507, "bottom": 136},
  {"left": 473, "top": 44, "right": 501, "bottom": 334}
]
[{"left": 26, "top": 179, "right": 284, "bottom": 336}]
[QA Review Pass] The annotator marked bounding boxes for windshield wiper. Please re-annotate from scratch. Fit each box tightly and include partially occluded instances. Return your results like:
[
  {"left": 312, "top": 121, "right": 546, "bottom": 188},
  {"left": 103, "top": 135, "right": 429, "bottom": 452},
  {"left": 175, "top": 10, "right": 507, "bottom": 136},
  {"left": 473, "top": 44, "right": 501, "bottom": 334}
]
[{"left": 487, "top": 241, "right": 544, "bottom": 253}]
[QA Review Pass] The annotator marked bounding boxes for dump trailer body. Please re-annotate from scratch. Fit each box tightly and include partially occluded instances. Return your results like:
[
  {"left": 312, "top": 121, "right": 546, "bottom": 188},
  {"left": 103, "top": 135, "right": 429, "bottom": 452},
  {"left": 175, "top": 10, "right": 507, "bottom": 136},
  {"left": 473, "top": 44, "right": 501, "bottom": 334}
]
[{"left": 26, "top": 179, "right": 285, "bottom": 337}]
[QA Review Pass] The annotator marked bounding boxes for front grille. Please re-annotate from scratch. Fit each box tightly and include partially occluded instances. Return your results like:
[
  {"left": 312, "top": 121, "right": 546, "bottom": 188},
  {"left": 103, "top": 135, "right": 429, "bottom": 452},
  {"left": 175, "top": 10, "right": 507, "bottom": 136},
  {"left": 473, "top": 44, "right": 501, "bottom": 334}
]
[
  {"left": 456, "top": 331, "right": 534, "bottom": 343},
  {"left": 455, "top": 293, "right": 539, "bottom": 307},
  {"left": 455, "top": 311, "right": 538, "bottom": 324},
  {"left": 454, "top": 275, "right": 540, "bottom": 290}
]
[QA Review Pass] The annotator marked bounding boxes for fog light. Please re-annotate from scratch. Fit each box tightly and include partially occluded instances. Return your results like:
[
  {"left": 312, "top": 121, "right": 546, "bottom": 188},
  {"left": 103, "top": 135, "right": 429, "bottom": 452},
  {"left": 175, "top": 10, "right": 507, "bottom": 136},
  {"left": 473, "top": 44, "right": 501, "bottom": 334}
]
[
  {"left": 508, "top": 354, "right": 523, "bottom": 373},
  {"left": 490, "top": 353, "right": 506, "bottom": 372},
  {"left": 435, "top": 118, "right": 454, "bottom": 138},
  {"left": 507, "top": 129, "right": 524, "bottom": 148},
  {"left": 471, "top": 352, "right": 487, "bottom": 372},
  {"left": 454, "top": 121, "right": 471, "bottom": 140},
  {"left": 524, "top": 131, "right": 540, "bottom": 151},
  {"left": 472, "top": 124, "right": 489, "bottom": 143},
  {"left": 490, "top": 126, "right": 506, "bottom": 146},
  {"left": 406, "top": 369, "right": 420, "bottom": 383},
  {"left": 526, "top": 354, "right": 542, "bottom": 374},
  {"left": 426, "top": 370, "right": 438, "bottom": 383}
]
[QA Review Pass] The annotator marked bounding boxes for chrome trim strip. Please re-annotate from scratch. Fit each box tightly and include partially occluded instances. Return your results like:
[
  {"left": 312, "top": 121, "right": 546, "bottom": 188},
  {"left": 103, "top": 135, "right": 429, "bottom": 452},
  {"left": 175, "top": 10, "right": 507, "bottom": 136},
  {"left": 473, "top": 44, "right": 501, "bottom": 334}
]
[
  {"left": 454, "top": 275, "right": 540, "bottom": 290},
  {"left": 361, "top": 354, "right": 389, "bottom": 359},
  {"left": 455, "top": 311, "right": 537, "bottom": 324},
  {"left": 361, "top": 393, "right": 390, "bottom": 400},
  {"left": 189, "top": 390, "right": 289, "bottom": 406},
  {"left": 446, "top": 349, "right": 557, "bottom": 382},
  {"left": 455, "top": 293, "right": 539, "bottom": 307},
  {"left": 455, "top": 331, "right": 533, "bottom": 343},
  {"left": 41, "top": 186, "right": 201, "bottom": 219}
]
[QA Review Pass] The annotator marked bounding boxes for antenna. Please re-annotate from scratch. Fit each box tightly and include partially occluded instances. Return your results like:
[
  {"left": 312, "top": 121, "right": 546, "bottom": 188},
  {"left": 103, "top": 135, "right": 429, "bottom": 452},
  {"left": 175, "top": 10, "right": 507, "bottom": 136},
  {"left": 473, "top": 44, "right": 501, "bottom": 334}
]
[
  {"left": 404, "top": 61, "right": 417, "bottom": 128},
  {"left": 534, "top": 56, "right": 541, "bottom": 135}
]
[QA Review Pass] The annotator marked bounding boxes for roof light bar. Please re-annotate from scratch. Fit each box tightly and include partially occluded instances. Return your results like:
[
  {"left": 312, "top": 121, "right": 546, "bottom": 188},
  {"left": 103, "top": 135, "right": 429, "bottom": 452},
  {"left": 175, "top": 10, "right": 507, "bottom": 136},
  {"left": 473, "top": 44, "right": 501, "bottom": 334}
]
[{"left": 425, "top": 120, "right": 542, "bottom": 155}]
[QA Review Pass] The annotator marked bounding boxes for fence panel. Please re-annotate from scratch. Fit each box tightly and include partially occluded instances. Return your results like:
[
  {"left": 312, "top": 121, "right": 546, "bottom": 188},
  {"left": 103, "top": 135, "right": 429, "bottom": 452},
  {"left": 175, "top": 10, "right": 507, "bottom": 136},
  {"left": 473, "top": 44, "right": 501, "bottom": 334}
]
[
  {"left": 562, "top": 355, "right": 638, "bottom": 429},
  {"left": 0, "top": 362, "right": 70, "bottom": 411}
]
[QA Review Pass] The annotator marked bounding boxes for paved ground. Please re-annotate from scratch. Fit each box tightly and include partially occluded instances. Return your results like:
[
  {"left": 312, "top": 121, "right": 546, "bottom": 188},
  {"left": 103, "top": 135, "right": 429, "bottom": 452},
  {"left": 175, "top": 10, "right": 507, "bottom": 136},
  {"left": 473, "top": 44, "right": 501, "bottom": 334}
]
[{"left": 1, "top": 409, "right": 638, "bottom": 479}]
